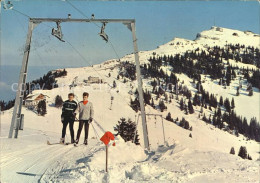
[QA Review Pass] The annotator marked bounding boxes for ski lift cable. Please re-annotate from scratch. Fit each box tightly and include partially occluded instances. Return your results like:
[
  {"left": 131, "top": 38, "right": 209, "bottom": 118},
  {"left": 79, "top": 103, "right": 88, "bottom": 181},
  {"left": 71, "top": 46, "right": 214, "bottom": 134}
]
[
  {"left": 11, "top": 4, "right": 132, "bottom": 87},
  {"left": 65, "top": 39, "right": 113, "bottom": 88},
  {"left": 12, "top": 8, "right": 30, "bottom": 18},
  {"left": 65, "top": 0, "right": 101, "bottom": 28},
  {"left": 12, "top": 10, "right": 53, "bottom": 74},
  {"left": 64, "top": 38, "right": 132, "bottom": 108},
  {"left": 65, "top": 0, "right": 132, "bottom": 77},
  {"left": 9, "top": 7, "right": 232, "bottom": 79},
  {"left": 10, "top": 7, "right": 104, "bottom": 102},
  {"left": 12, "top": 10, "right": 83, "bottom": 101},
  {"left": 10, "top": 7, "right": 130, "bottom": 108},
  {"left": 8, "top": 6, "right": 135, "bottom": 109},
  {"left": 65, "top": 0, "right": 121, "bottom": 57},
  {"left": 11, "top": 7, "right": 57, "bottom": 30}
]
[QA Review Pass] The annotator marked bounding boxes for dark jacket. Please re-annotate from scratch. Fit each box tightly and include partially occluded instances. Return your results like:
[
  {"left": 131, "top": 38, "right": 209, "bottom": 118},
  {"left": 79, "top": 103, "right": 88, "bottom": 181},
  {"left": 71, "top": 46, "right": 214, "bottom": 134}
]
[{"left": 61, "top": 100, "right": 77, "bottom": 119}]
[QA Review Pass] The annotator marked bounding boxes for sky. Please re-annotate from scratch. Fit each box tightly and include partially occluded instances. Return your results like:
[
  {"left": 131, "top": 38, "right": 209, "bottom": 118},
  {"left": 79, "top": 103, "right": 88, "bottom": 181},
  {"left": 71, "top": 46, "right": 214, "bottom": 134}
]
[{"left": 1, "top": 0, "right": 259, "bottom": 68}]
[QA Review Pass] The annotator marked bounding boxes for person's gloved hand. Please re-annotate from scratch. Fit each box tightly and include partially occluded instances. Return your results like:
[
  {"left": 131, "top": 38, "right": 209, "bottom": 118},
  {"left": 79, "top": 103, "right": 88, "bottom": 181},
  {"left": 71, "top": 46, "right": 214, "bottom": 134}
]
[
  {"left": 89, "top": 117, "right": 93, "bottom": 123},
  {"left": 73, "top": 113, "right": 76, "bottom": 120},
  {"left": 61, "top": 114, "right": 64, "bottom": 123}
]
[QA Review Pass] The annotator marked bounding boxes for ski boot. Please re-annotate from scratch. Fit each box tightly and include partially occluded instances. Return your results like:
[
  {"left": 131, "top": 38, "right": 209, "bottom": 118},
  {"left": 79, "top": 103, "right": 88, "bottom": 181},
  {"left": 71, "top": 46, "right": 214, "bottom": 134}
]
[
  {"left": 60, "top": 138, "right": 65, "bottom": 144},
  {"left": 84, "top": 139, "right": 88, "bottom": 145},
  {"left": 74, "top": 139, "right": 79, "bottom": 147}
]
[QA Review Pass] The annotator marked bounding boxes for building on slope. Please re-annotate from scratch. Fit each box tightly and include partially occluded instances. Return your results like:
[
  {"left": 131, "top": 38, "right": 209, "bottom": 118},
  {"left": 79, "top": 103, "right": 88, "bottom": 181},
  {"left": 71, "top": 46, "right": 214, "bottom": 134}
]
[{"left": 24, "top": 93, "right": 48, "bottom": 110}]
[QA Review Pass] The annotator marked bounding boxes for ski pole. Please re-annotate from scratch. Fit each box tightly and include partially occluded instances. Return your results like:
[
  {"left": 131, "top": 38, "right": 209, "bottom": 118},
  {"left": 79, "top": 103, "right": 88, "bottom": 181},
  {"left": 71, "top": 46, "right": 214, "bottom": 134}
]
[{"left": 91, "top": 122, "right": 101, "bottom": 140}]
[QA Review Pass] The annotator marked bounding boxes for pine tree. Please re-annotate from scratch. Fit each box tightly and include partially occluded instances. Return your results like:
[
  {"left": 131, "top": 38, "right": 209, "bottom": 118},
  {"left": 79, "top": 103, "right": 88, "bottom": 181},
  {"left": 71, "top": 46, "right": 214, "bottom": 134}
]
[
  {"left": 238, "top": 146, "right": 247, "bottom": 159},
  {"left": 159, "top": 100, "right": 167, "bottom": 112},
  {"left": 193, "top": 93, "right": 198, "bottom": 106},
  {"left": 189, "top": 133, "right": 192, "bottom": 138},
  {"left": 219, "top": 96, "right": 224, "bottom": 106},
  {"left": 224, "top": 98, "right": 231, "bottom": 113},
  {"left": 55, "top": 95, "right": 63, "bottom": 108},
  {"left": 37, "top": 100, "right": 47, "bottom": 116},
  {"left": 226, "top": 65, "right": 232, "bottom": 86},
  {"left": 188, "top": 99, "right": 194, "bottom": 114},
  {"left": 166, "top": 112, "right": 173, "bottom": 122},
  {"left": 209, "top": 106, "right": 212, "bottom": 111},
  {"left": 151, "top": 98, "right": 155, "bottom": 108},
  {"left": 231, "top": 98, "right": 235, "bottom": 109},
  {"left": 247, "top": 84, "right": 252, "bottom": 91},
  {"left": 180, "top": 117, "right": 189, "bottom": 128},
  {"left": 130, "top": 97, "right": 140, "bottom": 112},
  {"left": 213, "top": 115, "right": 217, "bottom": 126},
  {"left": 184, "top": 104, "right": 188, "bottom": 115},
  {"left": 114, "top": 118, "right": 140, "bottom": 145},
  {"left": 180, "top": 98, "right": 184, "bottom": 111},
  {"left": 202, "top": 113, "right": 207, "bottom": 122},
  {"left": 248, "top": 89, "right": 253, "bottom": 96},
  {"left": 230, "top": 147, "right": 235, "bottom": 155},
  {"left": 217, "top": 107, "right": 222, "bottom": 117},
  {"left": 200, "top": 106, "right": 203, "bottom": 113},
  {"left": 184, "top": 120, "right": 190, "bottom": 129},
  {"left": 236, "top": 87, "right": 240, "bottom": 96}
]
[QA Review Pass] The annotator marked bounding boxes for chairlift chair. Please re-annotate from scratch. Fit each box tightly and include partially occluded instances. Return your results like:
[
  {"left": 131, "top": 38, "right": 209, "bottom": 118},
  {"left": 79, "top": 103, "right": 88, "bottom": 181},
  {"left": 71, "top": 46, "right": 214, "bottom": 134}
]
[
  {"left": 51, "top": 22, "right": 65, "bottom": 42},
  {"left": 99, "top": 22, "right": 109, "bottom": 43},
  {"left": 3, "top": 1, "right": 13, "bottom": 10}
]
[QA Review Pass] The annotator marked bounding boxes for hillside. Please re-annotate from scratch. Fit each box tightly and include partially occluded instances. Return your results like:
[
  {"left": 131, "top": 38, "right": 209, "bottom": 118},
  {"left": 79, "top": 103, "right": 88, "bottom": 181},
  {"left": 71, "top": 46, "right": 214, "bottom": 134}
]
[{"left": 1, "top": 26, "right": 260, "bottom": 183}]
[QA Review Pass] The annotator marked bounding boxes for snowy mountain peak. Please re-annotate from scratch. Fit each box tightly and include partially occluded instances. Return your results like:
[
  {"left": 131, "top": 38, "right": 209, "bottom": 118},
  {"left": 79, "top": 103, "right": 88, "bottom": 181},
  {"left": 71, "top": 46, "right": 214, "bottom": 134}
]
[{"left": 195, "top": 26, "right": 259, "bottom": 47}]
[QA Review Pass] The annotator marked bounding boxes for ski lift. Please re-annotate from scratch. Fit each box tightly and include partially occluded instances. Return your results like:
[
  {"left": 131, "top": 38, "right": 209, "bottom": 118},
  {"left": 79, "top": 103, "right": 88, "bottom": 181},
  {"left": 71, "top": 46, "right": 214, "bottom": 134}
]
[
  {"left": 51, "top": 21, "right": 65, "bottom": 42},
  {"left": 99, "top": 22, "right": 108, "bottom": 43},
  {"left": 109, "top": 96, "right": 114, "bottom": 110},
  {"left": 148, "top": 115, "right": 151, "bottom": 120},
  {"left": 91, "top": 14, "right": 95, "bottom": 19},
  {"left": 3, "top": 1, "right": 13, "bottom": 10},
  {"left": 154, "top": 115, "right": 157, "bottom": 127}
]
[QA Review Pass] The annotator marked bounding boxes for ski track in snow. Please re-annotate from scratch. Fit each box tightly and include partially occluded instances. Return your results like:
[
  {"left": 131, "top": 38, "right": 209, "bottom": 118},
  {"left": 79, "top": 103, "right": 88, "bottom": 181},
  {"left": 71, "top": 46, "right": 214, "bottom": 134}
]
[{"left": 1, "top": 135, "right": 100, "bottom": 183}]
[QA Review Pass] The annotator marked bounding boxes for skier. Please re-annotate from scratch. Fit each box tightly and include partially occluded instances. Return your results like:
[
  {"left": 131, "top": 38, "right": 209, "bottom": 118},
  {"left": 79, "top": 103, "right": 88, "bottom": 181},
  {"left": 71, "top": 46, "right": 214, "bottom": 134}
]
[
  {"left": 74, "top": 92, "right": 94, "bottom": 145},
  {"left": 60, "top": 93, "right": 77, "bottom": 144}
]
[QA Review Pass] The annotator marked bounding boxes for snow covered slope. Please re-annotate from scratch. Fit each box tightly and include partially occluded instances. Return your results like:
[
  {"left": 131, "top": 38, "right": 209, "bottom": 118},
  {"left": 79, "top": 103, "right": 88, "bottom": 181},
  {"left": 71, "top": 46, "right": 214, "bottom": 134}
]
[{"left": 1, "top": 26, "right": 260, "bottom": 183}]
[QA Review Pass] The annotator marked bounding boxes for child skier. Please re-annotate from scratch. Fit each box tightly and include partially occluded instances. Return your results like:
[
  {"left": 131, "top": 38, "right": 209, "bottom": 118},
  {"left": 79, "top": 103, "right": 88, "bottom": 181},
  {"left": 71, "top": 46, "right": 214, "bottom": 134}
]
[
  {"left": 61, "top": 93, "right": 77, "bottom": 144},
  {"left": 75, "top": 92, "right": 94, "bottom": 145}
]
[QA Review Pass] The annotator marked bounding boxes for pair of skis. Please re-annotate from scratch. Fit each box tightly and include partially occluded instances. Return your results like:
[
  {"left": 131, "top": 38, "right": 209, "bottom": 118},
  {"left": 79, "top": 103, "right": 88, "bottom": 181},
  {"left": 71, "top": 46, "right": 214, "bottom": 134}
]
[
  {"left": 47, "top": 140, "right": 73, "bottom": 146},
  {"left": 47, "top": 140, "right": 85, "bottom": 147}
]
